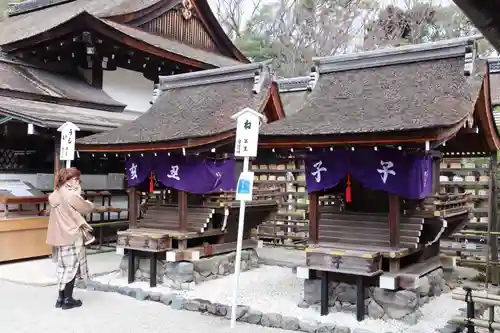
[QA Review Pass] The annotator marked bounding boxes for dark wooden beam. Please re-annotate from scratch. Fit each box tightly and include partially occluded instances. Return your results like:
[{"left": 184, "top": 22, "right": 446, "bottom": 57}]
[
  {"left": 389, "top": 193, "right": 401, "bottom": 272},
  {"left": 308, "top": 192, "right": 319, "bottom": 244},
  {"left": 127, "top": 187, "right": 138, "bottom": 228},
  {"left": 488, "top": 152, "right": 498, "bottom": 284},
  {"left": 178, "top": 190, "right": 188, "bottom": 232},
  {"left": 432, "top": 157, "right": 441, "bottom": 194}
]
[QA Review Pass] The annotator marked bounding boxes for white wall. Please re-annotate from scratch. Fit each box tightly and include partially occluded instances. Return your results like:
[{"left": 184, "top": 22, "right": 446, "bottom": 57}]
[{"left": 102, "top": 68, "right": 154, "bottom": 113}]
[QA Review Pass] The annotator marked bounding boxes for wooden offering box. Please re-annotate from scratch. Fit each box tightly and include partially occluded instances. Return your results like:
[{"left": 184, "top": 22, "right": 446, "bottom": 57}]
[{"left": 0, "top": 180, "right": 50, "bottom": 262}]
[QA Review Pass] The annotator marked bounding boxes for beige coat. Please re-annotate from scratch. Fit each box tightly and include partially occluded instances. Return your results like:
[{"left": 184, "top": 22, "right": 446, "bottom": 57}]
[{"left": 46, "top": 184, "right": 94, "bottom": 246}]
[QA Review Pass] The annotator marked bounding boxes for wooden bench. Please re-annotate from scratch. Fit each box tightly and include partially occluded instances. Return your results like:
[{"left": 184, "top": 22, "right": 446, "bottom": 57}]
[
  {"left": 298, "top": 245, "right": 383, "bottom": 321},
  {"left": 318, "top": 210, "right": 424, "bottom": 249},
  {"left": 116, "top": 228, "right": 172, "bottom": 288}
]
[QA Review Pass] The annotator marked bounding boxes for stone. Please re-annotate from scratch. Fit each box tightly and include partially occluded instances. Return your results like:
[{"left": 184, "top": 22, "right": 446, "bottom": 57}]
[
  {"left": 304, "top": 279, "right": 322, "bottom": 304},
  {"left": 298, "top": 300, "right": 310, "bottom": 308},
  {"left": 194, "top": 298, "right": 211, "bottom": 312},
  {"left": 281, "top": 316, "right": 300, "bottom": 331},
  {"left": 442, "top": 285, "right": 451, "bottom": 293},
  {"left": 241, "top": 260, "right": 248, "bottom": 271},
  {"left": 418, "top": 276, "right": 431, "bottom": 296},
  {"left": 431, "top": 285, "right": 442, "bottom": 297},
  {"left": 393, "top": 290, "right": 418, "bottom": 308},
  {"left": 184, "top": 299, "right": 201, "bottom": 311},
  {"left": 418, "top": 296, "right": 429, "bottom": 306},
  {"left": 170, "top": 296, "right": 186, "bottom": 310},
  {"left": 385, "top": 306, "right": 413, "bottom": 320},
  {"left": 336, "top": 283, "right": 358, "bottom": 303},
  {"left": 194, "top": 257, "right": 219, "bottom": 275},
  {"left": 218, "top": 263, "right": 227, "bottom": 275},
  {"left": 206, "top": 303, "right": 218, "bottom": 315},
  {"left": 180, "top": 282, "right": 195, "bottom": 290},
  {"left": 216, "top": 303, "right": 229, "bottom": 316},
  {"left": 334, "top": 326, "right": 351, "bottom": 333},
  {"left": 149, "top": 292, "right": 162, "bottom": 302},
  {"left": 135, "top": 289, "right": 149, "bottom": 301},
  {"left": 353, "top": 329, "right": 376, "bottom": 333},
  {"left": 165, "top": 262, "right": 194, "bottom": 283},
  {"left": 316, "top": 324, "right": 336, "bottom": 333},
  {"left": 193, "top": 271, "right": 204, "bottom": 284},
  {"left": 225, "top": 305, "right": 249, "bottom": 320},
  {"left": 75, "top": 279, "right": 85, "bottom": 289},
  {"left": 367, "top": 300, "right": 384, "bottom": 319},
  {"left": 117, "top": 286, "right": 129, "bottom": 295},
  {"left": 298, "top": 320, "right": 318, "bottom": 333},
  {"left": 228, "top": 262, "right": 235, "bottom": 274},
  {"left": 125, "top": 288, "right": 137, "bottom": 298},
  {"left": 241, "top": 309, "right": 263, "bottom": 324},
  {"left": 160, "top": 293, "right": 176, "bottom": 306},
  {"left": 261, "top": 313, "right": 283, "bottom": 328},
  {"left": 401, "top": 310, "right": 423, "bottom": 325}
]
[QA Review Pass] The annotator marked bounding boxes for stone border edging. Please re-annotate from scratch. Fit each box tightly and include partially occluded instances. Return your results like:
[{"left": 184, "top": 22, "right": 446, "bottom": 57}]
[{"left": 75, "top": 279, "right": 469, "bottom": 333}]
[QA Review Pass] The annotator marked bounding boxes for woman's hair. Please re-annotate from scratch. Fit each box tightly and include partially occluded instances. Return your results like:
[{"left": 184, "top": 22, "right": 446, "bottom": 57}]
[{"left": 55, "top": 167, "right": 81, "bottom": 189}]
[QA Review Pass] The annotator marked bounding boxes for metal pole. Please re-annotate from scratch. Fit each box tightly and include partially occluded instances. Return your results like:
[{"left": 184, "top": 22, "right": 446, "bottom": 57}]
[
  {"left": 65, "top": 160, "right": 71, "bottom": 168},
  {"left": 230, "top": 156, "right": 249, "bottom": 328}
]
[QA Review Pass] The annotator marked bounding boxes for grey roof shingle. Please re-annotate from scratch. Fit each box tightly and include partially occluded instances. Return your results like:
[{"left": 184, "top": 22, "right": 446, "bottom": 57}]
[
  {"left": 0, "top": 57, "right": 125, "bottom": 109},
  {"left": 0, "top": 96, "right": 137, "bottom": 132},
  {"left": 262, "top": 37, "right": 484, "bottom": 137},
  {"left": 77, "top": 62, "right": 272, "bottom": 145},
  {"left": 0, "top": 0, "right": 157, "bottom": 46}
]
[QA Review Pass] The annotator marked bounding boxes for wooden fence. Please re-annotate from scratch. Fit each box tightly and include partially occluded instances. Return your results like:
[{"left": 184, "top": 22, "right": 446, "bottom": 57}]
[{"left": 452, "top": 287, "right": 500, "bottom": 332}]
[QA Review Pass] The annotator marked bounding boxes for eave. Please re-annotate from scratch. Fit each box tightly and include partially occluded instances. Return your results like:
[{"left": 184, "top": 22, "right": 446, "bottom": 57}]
[
  {"left": 1, "top": 11, "right": 218, "bottom": 70},
  {"left": 105, "top": 0, "right": 249, "bottom": 63}
]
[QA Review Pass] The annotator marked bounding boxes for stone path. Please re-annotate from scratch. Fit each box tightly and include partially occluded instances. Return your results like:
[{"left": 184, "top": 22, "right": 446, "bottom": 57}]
[
  {"left": 0, "top": 250, "right": 120, "bottom": 286},
  {"left": 0, "top": 280, "right": 292, "bottom": 333}
]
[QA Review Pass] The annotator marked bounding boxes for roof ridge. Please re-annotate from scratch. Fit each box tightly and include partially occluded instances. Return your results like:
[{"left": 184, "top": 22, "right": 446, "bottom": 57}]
[
  {"left": 159, "top": 61, "right": 271, "bottom": 92},
  {"left": 7, "top": 0, "right": 76, "bottom": 17},
  {"left": 277, "top": 76, "right": 310, "bottom": 92},
  {"left": 314, "top": 35, "right": 482, "bottom": 74}
]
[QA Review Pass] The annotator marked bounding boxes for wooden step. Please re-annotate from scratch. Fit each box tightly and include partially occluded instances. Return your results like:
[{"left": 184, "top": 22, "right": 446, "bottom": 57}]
[
  {"left": 319, "top": 230, "right": 419, "bottom": 244},
  {"left": 318, "top": 235, "right": 418, "bottom": 249},
  {"left": 319, "top": 212, "right": 424, "bottom": 224},
  {"left": 139, "top": 221, "right": 207, "bottom": 233},
  {"left": 318, "top": 219, "right": 423, "bottom": 231},
  {"left": 143, "top": 212, "right": 212, "bottom": 223},
  {"left": 318, "top": 224, "right": 421, "bottom": 237}
]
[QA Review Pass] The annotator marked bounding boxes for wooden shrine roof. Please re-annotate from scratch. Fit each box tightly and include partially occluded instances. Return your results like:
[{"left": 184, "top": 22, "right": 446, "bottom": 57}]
[
  {"left": 0, "top": 96, "right": 137, "bottom": 132},
  {"left": 276, "top": 76, "right": 313, "bottom": 116},
  {"left": 0, "top": 0, "right": 247, "bottom": 65},
  {"left": 76, "top": 62, "right": 285, "bottom": 151},
  {"left": 100, "top": 19, "right": 242, "bottom": 68},
  {"left": 452, "top": 0, "right": 500, "bottom": 52},
  {"left": 0, "top": 56, "right": 125, "bottom": 111},
  {"left": 261, "top": 37, "right": 486, "bottom": 141}
]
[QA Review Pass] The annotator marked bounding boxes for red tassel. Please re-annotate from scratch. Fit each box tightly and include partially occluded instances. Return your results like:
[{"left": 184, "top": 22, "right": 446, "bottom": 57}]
[
  {"left": 149, "top": 172, "right": 154, "bottom": 193},
  {"left": 346, "top": 173, "right": 352, "bottom": 203}
]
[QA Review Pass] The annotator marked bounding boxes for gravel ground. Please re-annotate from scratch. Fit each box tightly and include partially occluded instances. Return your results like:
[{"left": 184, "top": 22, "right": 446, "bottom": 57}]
[
  {"left": 97, "top": 265, "right": 465, "bottom": 333},
  {"left": 0, "top": 280, "right": 293, "bottom": 333}
]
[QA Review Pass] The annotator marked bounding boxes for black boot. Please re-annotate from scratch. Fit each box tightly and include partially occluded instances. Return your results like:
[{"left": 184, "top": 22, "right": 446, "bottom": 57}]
[
  {"left": 55, "top": 290, "right": 64, "bottom": 308},
  {"left": 61, "top": 277, "right": 82, "bottom": 310}
]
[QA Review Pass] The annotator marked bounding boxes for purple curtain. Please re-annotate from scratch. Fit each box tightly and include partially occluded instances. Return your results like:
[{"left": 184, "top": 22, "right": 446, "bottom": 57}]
[
  {"left": 125, "top": 155, "right": 236, "bottom": 193},
  {"left": 125, "top": 155, "right": 153, "bottom": 187},
  {"left": 304, "top": 148, "right": 432, "bottom": 199},
  {"left": 206, "top": 158, "right": 237, "bottom": 191},
  {"left": 304, "top": 149, "right": 350, "bottom": 192}
]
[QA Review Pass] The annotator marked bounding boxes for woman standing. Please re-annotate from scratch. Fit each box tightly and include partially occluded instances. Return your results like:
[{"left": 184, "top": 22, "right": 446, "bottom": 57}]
[{"left": 46, "top": 168, "right": 94, "bottom": 310}]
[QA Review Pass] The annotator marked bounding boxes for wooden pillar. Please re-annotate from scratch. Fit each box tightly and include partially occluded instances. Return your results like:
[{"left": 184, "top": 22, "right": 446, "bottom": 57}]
[
  {"left": 91, "top": 55, "right": 103, "bottom": 88},
  {"left": 388, "top": 193, "right": 401, "bottom": 272},
  {"left": 488, "top": 152, "right": 498, "bottom": 284},
  {"left": 432, "top": 156, "right": 441, "bottom": 194},
  {"left": 53, "top": 141, "right": 61, "bottom": 189},
  {"left": 178, "top": 190, "right": 188, "bottom": 232},
  {"left": 308, "top": 192, "right": 319, "bottom": 244},
  {"left": 127, "top": 187, "right": 138, "bottom": 229}
]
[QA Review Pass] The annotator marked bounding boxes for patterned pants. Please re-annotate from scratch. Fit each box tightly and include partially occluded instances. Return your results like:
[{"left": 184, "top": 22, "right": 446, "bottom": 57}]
[{"left": 56, "top": 236, "right": 89, "bottom": 291}]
